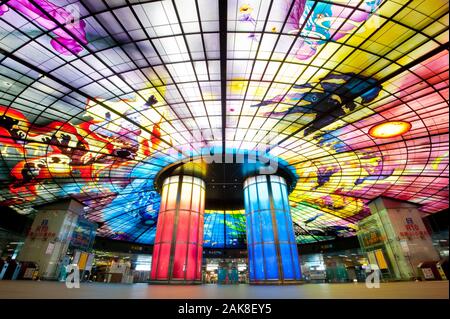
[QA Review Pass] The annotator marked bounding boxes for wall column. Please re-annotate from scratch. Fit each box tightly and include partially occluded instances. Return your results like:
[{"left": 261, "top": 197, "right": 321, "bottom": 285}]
[
  {"left": 357, "top": 197, "right": 440, "bottom": 280},
  {"left": 150, "top": 175, "right": 205, "bottom": 284},
  {"left": 17, "top": 199, "right": 84, "bottom": 280},
  {"left": 243, "top": 175, "right": 301, "bottom": 284}
]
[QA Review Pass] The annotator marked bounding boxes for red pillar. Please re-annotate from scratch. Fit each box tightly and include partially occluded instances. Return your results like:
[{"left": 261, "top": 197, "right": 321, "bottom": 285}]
[{"left": 150, "top": 175, "right": 205, "bottom": 283}]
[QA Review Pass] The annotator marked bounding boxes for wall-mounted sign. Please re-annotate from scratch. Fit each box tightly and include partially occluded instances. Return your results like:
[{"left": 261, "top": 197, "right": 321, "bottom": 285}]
[
  {"left": 203, "top": 250, "right": 223, "bottom": 257},
  {"left": 69, "top": 218, "right": 97, "bottom": 251},
  {"left": 422, "top": 268, "right": 435, "bottom": 279},
  {"left": 28, "top": 219, "right": 56, "bottom": 240},
  {"left": 361, "top": 229, "right": 384, "bottom": 247},
  {"left": 45, "top": 242, "right": 55, "bottom": 255},
  {"left": 399, "top": 217, "right": 427, "bottom": 239}
]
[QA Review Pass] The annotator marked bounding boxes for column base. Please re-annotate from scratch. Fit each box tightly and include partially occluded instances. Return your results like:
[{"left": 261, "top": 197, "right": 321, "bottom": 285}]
[
  {"left": 249, "top": 280, "right": 303, "bottom": 285},
  {"left": 148, "top": 280, "right": 203, "bottom": 285}
]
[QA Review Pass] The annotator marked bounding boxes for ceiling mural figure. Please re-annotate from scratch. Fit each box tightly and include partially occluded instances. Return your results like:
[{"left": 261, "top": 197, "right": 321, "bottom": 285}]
[
  {"left": 251, "top": 73, "right": 382, "bottom": 136},
  {"left": 0, "top": 0, "right": 88, "bottom": 55},
  {"left": 288, "top": 0, "right": 383, "bottom": 60},
  {"left": 0, "top": 94, "right": 163, "bottom": 205}
]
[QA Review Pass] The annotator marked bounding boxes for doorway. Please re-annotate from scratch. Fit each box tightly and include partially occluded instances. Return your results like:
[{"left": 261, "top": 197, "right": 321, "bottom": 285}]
[{"left": 203, "top": 258, "right": 248, "bottom": 284}]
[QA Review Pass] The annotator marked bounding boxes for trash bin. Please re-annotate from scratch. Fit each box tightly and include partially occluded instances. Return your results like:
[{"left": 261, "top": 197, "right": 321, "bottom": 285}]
[{"left": 0, "top": 260, "right": 8, "bottom": 280}]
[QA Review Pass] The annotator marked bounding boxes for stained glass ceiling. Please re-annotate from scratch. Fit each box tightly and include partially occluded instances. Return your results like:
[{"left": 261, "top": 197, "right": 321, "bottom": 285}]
[{"left": 0, "top": 0, "right": 448, "bottom": 246}]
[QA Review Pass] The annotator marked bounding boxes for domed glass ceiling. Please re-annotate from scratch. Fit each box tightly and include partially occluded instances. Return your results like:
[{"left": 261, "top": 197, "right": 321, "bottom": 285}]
[{"left": 0, "top": 0, "right": 448, "bottom": 246}]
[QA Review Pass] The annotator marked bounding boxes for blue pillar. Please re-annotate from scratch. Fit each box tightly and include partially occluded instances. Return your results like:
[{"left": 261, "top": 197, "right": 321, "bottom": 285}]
[{"left": 243, "top": 175, "right": 301, "bottom": 284}]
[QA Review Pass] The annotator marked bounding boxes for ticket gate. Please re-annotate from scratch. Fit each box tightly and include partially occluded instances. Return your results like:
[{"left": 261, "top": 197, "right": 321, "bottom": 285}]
[
  {"left": 0, "top": 260, "right": 7, "bottom": 280},
  {"left": 1, "top": 260, "right": 21, "bottom": 280}
]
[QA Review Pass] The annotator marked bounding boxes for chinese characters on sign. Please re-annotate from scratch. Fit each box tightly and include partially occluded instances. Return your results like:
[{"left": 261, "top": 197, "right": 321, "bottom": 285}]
[
  {"left": 28, "top": 219, "right": 56, "bottom": 240},
  {"left": 362, "top": 230, "right": 384, "bottom": 247},
  {"left": 399, "top": 217, "right": 427, "bottom": 239}
]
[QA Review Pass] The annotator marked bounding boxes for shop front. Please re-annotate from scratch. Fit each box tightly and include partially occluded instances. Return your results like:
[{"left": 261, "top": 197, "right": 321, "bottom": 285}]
[
  {"left": 204, "top": 258, "right": 248, "bottom": 284},
  {"left": 300, "top": 249, "right": 369, "bottom": 283}
]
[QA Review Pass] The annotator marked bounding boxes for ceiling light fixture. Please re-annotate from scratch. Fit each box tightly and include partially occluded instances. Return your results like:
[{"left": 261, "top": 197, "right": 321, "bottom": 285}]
[{"left": 369, "top": 121, "right": 412, "bottom": 138}]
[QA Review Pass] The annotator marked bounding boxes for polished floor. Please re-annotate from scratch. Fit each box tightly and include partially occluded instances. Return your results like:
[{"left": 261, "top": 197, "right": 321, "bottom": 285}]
[{"left": 0, "top": 280, "right": 448, "bottom": 299}]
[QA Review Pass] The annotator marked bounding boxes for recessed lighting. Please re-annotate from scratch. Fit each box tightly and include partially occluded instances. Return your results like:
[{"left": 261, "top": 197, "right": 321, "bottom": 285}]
[{"left": 369, "top": 121, "right": 411, "bottom": 138}]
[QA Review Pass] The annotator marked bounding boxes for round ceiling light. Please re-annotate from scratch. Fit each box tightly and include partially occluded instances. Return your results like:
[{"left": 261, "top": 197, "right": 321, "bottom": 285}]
[{"left": 369, "top": 121, "right": 412, "bottom": 138}]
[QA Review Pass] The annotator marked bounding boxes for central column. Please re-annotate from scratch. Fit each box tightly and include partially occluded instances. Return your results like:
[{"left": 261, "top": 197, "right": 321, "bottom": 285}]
[
  {"left": 150, "top": 175, "right": 205, "bottom": 284},
  {"left": 243, "top": 175, "right": 301, "bottom": 284}
]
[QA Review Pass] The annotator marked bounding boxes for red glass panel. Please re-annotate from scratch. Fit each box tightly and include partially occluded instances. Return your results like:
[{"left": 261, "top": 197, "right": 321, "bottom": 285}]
[
  {"left": 188, "top": 212, "right": 199, "bottom": 244},
  {"left": 197, "top": 215, "right": 204, "bottom": 243},
  {"left": 150, "top": 243, "right": 160, "bottom": 279},
  {"left": 154, "top": 211, "right": 165, "bottom": 243},
  {"left": 176, "top": 210, "right": 189, "bottom": 243},
  {"left": 186, "top": 244, "right": 197, "bottom": 280},
  {"left": 172, "top": 243, "right": 187, "bottom": 279},
  {"left": 196, "top": 244, "right": 202, "bottom": 280},
  {"left": 156, "top": 243, "right": 171, "bottom": 280},
  {"left": 161, "top": 211, "right": 174, "bottom": 242}
]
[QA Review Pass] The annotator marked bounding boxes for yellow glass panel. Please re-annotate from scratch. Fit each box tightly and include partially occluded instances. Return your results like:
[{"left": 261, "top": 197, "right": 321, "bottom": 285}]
[
  {"left": 160, "top": 184, "right": 169, "bottom": 212},
  {"left": 374, "top": 249, "right": 389, "bottom": 270},
  {"left": 408, "top": 0, "right": 449, "bottom": 17},
  {"left": 435, "top": 32, "right": 449, "bottom": 44},
  {"left": 191, "top": 184, "right": 201, "bottom": 212},
  {"left": 78, "top": 252, "right": 88, "bottom": 270},
  {"left": 166, "top": 181, "right": 179, "bottom": 211},
  {"left": 180, "top": 182, "right": 193, "bottom": 210},
  {"left": 200, "top": 188, "right": 205, "bottom": 212},
  {"left": 404, "top": 40, "right": 439, "bottom": 61},
  {"left": 376, "top": 1, "right": 404, "bottom": 18}
]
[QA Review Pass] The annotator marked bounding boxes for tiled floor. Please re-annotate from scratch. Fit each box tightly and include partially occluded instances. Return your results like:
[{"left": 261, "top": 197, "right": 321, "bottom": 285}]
[{"left": 0, "top": 280, "right": 448, "bottom": 299}]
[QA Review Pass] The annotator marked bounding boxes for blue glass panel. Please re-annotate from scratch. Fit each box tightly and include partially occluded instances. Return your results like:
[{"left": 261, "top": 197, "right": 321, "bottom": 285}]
[
  {"left": 289, "top": 228, "right": 297, "bottom": 244},
  {"left": 261, "top": 211, "right": 275, "bottom": 242},
  {"left": 280, "top": 182, "right": 289, "bottom": 203},
  {"left": 254, "top": 243, "right": 265, "bottom": 280},
  {"left": 249, "top": 184, "right": 259, "bottom": 212},
  {"left": 263, "top": 243, "right": 279, "bottom": 279},
  {"left": 203, "top": 212, "right": 225, "bottom": 248},
  {"left": 291, "top": 243, "right": 302, "bottom": 279},
  {"left": 252, "top": 212, "right": 262, "bottom": 244},
  {"left": 244, "top": 189, "right": 253, "bottom": 242},
  {"left": 280, "top": 243, "right": 294, "bottom": 280},
  {"left": 245, "top": 214, "right": 253, "bottom": 244},
  {"left": 225, "top": 213, "right": 246, "bottom": 248},
  {"left": 257, "top": 182, "right": 270, "bottom": 211},
  {"left": 248, "top": 244, "right": 255, "bottom": 280},
  {"left": 271, "top": 182, "right": 285, "bottom": 210},
  {"left": 286, "top": 214, "right": 297, "bottom": 244},
  {"left": 244, "top": 187, "right": 250, "bottom": 209},
  {"left": 275, "top": 211, "right": 288, "bottom": 242}
]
